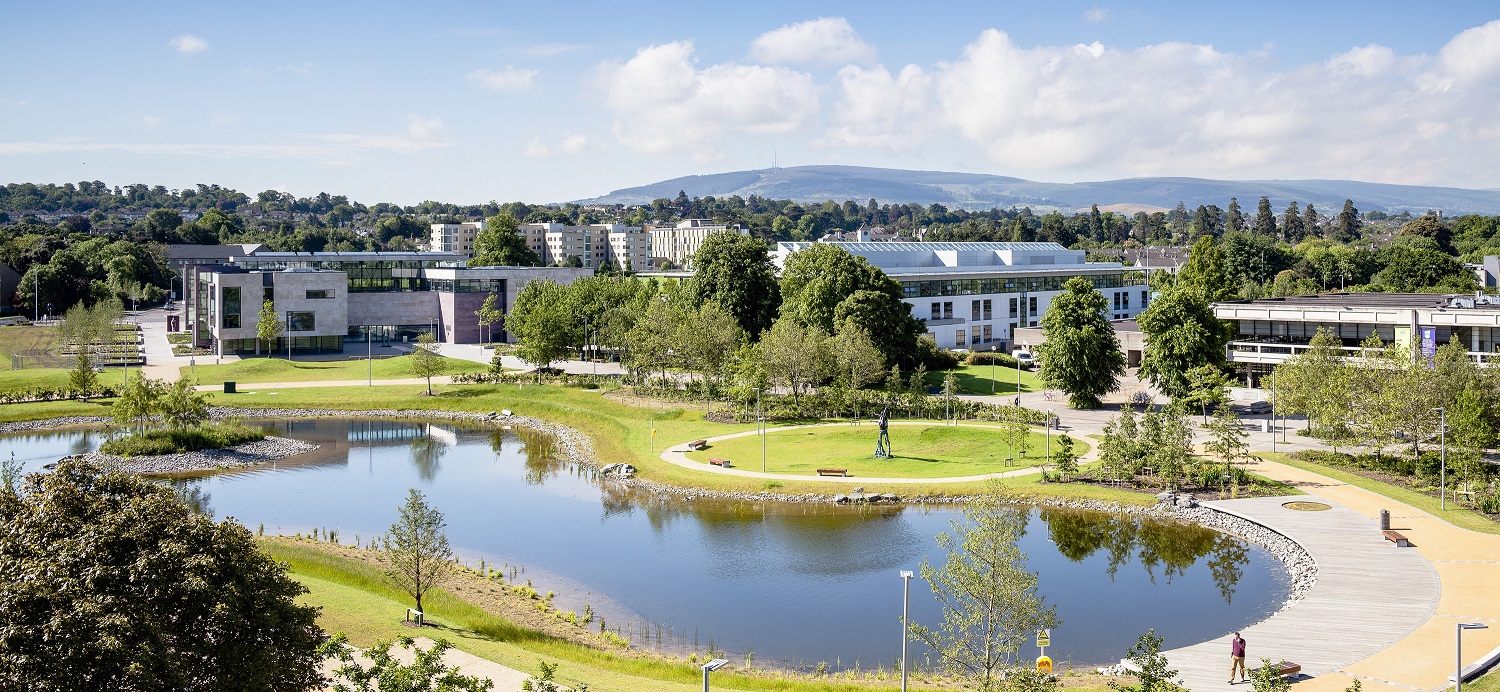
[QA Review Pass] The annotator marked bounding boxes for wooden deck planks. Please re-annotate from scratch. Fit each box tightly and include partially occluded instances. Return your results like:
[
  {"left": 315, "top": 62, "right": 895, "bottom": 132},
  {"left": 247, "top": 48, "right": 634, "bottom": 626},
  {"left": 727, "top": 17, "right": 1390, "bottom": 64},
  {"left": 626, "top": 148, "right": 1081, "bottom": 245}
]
[{"left": 1158, "top": 496, "right": 1440, "bottom": 691}]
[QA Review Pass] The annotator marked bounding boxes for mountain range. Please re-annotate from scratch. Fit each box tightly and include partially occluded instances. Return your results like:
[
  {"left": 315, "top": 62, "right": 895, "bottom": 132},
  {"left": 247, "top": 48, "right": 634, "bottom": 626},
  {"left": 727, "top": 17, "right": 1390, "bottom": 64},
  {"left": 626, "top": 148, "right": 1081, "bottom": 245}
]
[{"left": 578, "top": 165, "right": 1500, "bottom": 215}]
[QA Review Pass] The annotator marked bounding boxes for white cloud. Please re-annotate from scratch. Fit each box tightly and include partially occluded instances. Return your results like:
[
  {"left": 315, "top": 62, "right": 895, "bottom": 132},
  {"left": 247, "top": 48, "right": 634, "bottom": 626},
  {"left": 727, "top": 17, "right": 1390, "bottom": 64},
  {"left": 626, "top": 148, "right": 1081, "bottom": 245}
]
[
  {"left": 0, "top": 117, "right": 451, "bottom": 161},
  {"left": 168, "top": 34, "right": 208, "bottom": 54},
  {"left": 521, "top": 133, "right": 600, "bottom": 159},
  {"left": 141, "top": 115, "right": 164, "bottom": 126},
  {"left": 596, "top": 40, "right": 818, "bottom": 159},
  {"left": 560, "top": 134, "right": 591, "bottom": 155},
  {"left": 467, "top": 66, "right": 539, "bottom": 92},
  {"left": 522, "top": 137, "right": 550, "bottom": 158},
  {"left": 210, "top": 111, "right": 238, "bottom": 125},
  {"left": 819, "top": 64, "right": 934, "bottom": 150},
  {"left": 750, "top": 17, "right": 875, "bottom": 66},
  {"left": 1084, "top": 7, "right": 1111, "bottom": 23}
]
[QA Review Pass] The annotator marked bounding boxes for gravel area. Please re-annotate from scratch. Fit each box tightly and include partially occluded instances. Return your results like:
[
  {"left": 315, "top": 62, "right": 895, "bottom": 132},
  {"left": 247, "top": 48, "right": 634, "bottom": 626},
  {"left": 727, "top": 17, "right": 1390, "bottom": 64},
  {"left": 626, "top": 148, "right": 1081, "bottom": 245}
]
[{"left": 68, "top": 436, "right": 319, "bottom": 475}]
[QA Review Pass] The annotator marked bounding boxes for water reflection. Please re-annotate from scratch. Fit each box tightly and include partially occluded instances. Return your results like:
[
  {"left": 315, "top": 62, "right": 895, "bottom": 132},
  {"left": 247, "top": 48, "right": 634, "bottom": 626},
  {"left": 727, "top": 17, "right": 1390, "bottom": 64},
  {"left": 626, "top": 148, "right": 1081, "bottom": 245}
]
[
  {"left": 1040, "top": 508, "right": 1251, "bottom": 603},
  {"left": 168, "top": 478, "right": 213, "bottom": 516},
  {"left": 408, "top": 424, "right": 450, "bottom": 482}
]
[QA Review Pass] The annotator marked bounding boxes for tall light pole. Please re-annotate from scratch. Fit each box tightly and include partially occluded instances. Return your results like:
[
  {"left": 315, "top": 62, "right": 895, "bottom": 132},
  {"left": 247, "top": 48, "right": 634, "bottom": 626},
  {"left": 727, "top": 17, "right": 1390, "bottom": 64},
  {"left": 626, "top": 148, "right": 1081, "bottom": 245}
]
[
  {"left": 899, "top": 570, "right": 914, "bottom": 692},
  {"left": 702, "top": 658, "right": 728, "bottom": 692},
  {"left": 1046, "top": 408, "right": 1053, "bottom": 465},
  {"left": 1271, "top": 368, "right": 1277, "bottom": 455},
  {"left": 367, "top": 328, "right": 372, "bottom": 386},
  {"left": 286, "top": 313, "right": 293, "bottom": 362},
  {"left": 990, "top": 344, "right": 996, "bottom": 395},
  {"left": 1457, "top": 622, "right": 1488, "bottom": 692},
  {"left": 756, "top": 387, "right": 765, "bottom": 473},
  {"left": 1435, "top": 406, "right": 1447, "bottom": 510}
]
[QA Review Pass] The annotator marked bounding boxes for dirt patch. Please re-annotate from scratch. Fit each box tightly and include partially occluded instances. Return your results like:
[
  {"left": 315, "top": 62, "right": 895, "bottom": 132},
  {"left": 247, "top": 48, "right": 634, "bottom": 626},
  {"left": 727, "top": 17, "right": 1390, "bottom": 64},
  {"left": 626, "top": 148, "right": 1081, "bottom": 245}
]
[{"left": 1282, "top": 501, "right": 1332, "bottom": 511}]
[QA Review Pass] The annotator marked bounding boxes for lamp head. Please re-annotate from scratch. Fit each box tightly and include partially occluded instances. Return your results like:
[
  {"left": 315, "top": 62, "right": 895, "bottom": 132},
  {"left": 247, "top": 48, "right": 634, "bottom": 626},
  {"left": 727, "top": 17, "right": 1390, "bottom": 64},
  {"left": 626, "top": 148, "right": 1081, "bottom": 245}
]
[
  {"left": 900, "top": 570, "right": 914, "bottom": 580},
  {"left": 703, "top": 658, "right": 729, "bottom": 672},
  {"left": 1459, "top": 623, "right": 1489, "bottom": 630}
]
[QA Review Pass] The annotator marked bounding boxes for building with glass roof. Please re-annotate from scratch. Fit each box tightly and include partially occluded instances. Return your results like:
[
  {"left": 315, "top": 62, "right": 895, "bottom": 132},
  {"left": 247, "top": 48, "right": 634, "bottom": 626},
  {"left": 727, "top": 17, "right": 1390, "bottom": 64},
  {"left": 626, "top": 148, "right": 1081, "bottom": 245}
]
[{"left": 773, "top": 241, "right": 1149, "bottom": 351}]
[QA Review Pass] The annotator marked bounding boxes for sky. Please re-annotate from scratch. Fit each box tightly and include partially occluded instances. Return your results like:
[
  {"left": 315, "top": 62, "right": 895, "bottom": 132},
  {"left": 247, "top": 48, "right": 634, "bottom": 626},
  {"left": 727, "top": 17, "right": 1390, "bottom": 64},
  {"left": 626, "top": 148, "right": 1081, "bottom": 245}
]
[{"left": 4, "top": 1, "right": 1500, "bottom": 205}]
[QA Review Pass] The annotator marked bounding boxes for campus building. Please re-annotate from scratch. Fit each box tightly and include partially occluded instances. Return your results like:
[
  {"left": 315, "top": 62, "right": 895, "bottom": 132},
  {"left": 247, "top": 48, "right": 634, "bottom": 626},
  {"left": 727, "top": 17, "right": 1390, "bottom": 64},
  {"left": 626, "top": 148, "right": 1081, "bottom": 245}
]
[
  {"left": 430, "top": 222, "right": 652, "bottom": 271},
  {"left": 772, "top": 241, "right": 1149, "bottom": 351},
  {"left": 429, "top": 222, "right": 482, "bottom": 255},
  {"left": 648, "top": 219, "right": 749, "bottom": 268},
  {"left": 179, "top": 247, "right": 589, "bottom": 356},
  {"left": 1213, "top": 292, "right": 1500, "bottom": 383}
]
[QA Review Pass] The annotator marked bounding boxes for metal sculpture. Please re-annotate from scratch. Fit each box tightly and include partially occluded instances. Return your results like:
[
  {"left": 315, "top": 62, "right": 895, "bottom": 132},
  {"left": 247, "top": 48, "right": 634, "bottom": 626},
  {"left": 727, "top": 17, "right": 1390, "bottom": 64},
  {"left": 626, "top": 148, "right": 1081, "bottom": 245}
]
[{"left": 874, "top": 404, "right": 892, "bottom": 458}]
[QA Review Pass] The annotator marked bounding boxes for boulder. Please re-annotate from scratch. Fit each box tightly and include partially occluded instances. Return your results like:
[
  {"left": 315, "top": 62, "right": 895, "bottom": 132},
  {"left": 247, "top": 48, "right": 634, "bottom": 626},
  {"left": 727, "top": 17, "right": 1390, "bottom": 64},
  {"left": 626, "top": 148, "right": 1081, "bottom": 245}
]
[
  {"left": 1174, "top": 495, "right": 1199, "bottom": 509},
  {"left": 834, "top": 494, "right": 851, "bottom": 504}
]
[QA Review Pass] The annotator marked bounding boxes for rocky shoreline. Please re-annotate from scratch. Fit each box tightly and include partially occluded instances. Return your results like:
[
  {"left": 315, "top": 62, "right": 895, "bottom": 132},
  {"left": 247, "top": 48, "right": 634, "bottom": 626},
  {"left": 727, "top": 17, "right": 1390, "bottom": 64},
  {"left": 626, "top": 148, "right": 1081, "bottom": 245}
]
[
  {"left": 68, "top": 436, "right": 320, "bottom": 475},
  {"left": 10, "top": 407, "right": 1318, "bottom": 610}
]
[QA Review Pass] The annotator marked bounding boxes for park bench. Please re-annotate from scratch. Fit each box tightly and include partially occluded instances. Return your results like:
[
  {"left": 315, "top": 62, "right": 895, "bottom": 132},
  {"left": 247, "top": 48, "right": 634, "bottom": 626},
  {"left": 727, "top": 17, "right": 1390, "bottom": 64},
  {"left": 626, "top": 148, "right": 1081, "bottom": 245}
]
[
  {"left": 1254, "top": 661, "right": 1301, "bottom": 679},
  {"left": 708, "top": 457, "right": 732, "bottom": 468},
  {"left": 1383, "top": 529, "right": 1410, "bottom": 547},
  {"left": 816, "top": 468, "right": 849, "bottom": 477},
  {"left": 687, "top": 439, "right": 708, "bottom": 451}
]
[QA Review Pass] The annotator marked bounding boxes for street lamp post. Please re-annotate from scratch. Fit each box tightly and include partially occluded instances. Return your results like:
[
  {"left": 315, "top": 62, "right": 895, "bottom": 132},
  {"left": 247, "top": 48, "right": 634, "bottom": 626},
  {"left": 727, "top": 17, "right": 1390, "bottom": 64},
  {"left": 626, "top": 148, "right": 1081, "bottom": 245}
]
[
  {"left": 702, "top": 658, "right": 728, "bottom": 692},
  {"left": 899, "top": 570, "right": 914, "bottom": 692},
  {"left": 1271, "top": 368, "right": 1277, "bottom": 455},
  {"left": 1435, "top": 406, "right": 1447, "bottom": 510},
  {"left": 756, "top": 386, "right": 765, "bottom": 472},
  {"left": 1457, "top": 622, "right": 1489, "bottom": 692},
  {"left": 990, "top": 343, "right": 996, "bottom": 396},
  {"left": 1046, "top": 408, "right": 1053, "bottom": 465},
  {"left": 367, "top": 329, "right": 372, "bottom": 386}
]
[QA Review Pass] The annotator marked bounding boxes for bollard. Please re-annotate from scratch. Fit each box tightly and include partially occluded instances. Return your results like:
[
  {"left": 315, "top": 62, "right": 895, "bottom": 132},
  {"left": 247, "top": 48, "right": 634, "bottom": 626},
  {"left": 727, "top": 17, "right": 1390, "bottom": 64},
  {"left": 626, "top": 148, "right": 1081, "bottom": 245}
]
[{"left": 1380, "top": 509, "right": 1390, "bottom": 530}]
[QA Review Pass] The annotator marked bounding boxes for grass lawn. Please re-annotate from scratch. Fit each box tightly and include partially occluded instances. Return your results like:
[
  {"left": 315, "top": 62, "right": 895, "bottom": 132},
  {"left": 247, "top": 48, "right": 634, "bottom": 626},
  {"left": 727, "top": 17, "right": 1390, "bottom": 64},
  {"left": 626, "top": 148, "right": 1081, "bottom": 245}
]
[
  {"left": 0, "top": 324, "right": 59, "bottom": 359},
  {"left": 0, "top": 367, "right": 130, "bottom": 394},
  {"left": 925, "top": 363, "right": 1043, "bottom": 396},
  {"left": 685, "top": 423, "right": 1081, "bottom": 478},
  {"left": 1471, "top": 670, "right": 1500, "bottom": 692},
  {"left": 1258, "top": 451, "right": 1500, "bottom": 535},
  {"left": 181, "top": 354, "right": 491, "bottom": 384},
  {"left": 196, "top": 383, "right": 1153, "bottom": 504},
  {"left": 265, "top": 538, "right": 924, "bottom": 692}
]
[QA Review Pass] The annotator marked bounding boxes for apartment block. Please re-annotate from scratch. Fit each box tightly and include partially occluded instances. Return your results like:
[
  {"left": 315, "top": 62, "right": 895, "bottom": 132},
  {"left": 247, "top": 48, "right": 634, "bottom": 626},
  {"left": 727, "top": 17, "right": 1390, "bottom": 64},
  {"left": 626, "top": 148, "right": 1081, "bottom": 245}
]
[
  {"left": 429, "top": 222, "right": 483, "bottom": 254},
  {"left": 648, "top": 219, "right": 749, "bottom": 268}
]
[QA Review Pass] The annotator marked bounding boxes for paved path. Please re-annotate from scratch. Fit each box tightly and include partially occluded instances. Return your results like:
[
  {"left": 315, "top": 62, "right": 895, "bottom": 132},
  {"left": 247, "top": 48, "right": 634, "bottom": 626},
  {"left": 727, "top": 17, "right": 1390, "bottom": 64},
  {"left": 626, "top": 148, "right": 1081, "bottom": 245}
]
[
  {"left": 193, "top": 376, "right": 456, "bottom": 392},
  {"left": 658, "top": 420, "right": 1094, "bottom": 485},
  {"left": 1160, "top": 495, "right": 1440, "bottom": 692},
  {"left": 324, "top": 636, "right": 531, "bottom": 691}
]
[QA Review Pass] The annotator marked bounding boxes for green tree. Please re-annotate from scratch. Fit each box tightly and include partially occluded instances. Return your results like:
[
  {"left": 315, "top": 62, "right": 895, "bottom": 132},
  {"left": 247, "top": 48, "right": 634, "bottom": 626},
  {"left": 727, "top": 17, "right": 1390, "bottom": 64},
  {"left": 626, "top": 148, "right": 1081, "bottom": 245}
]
[
  {"left": 1183, "top": 364, "right": 1231, "bottom": 423},
  {"left": 1332, "top": 199, "right": 1362, "bottom": 242},
  {"left": 1136, "top": 286, "right": 1229, "bottom": 400},
  {"left": 474, "top": 293, "right": 503, "bottom": 349},
  {"left": 1253, "top": 196, "right": 1277, "bottom": 236},
  {"left": 256, "top": 298, "right": 281, "bottom": 356},
  {"left": 1176, "top": 235, "right": 1236, "bottom": 303},
  {"left": 1272, "top": 328, "right": 1351, "bottom": 448},
  {"left": 1203, "top": 404, "right": 1248, "bottom": 494},
  {"left": 1225, "top": 197, "right": 1245, "bottom": 233},
  {"left": 112, "top": 371, "right": 164, "bottom": 433},
  {"left": 1280, "top": 201, "right": 1304, "bottom": 242},
  {"left": 1302, "top": 203, "right": 1319, "bottom": 239},
  {"left": 1111, "top": 629, "right": 1178, "bottom": 692},
  {"left": 910, "top": 485, "right": 1059, "bottom": 691},
  {"left": 760, "top": 317, "right": 829, "bottom": 408},
  {"left": 320, "top": 634, "right": 494, "bottom": 692},
  {"left": 1053, "top": 434, "right": 1079, "bottom": 480},
  {"left": 829, "top": 322, "right": 887, "bottom": 390},
  {"left": 0, "top": 460, "right": 323, "bottom": 690},
  {"left": 506, "top": 279, "right": 575, "bottom": 378},
  {"left": 1248, "top": 657, "right": 1291, "bottom": 692},
  {"left": 408, "top": 333, "right": 447, "bottom": 396},
  {"left": 689, "top": 231, "right": 781, "bottom": 337},
  {"left": 471, "top": 214, "right": 541, "bottom": 267},
  {"left": 160, "top": 376, "right": 209, "bottom": 430},
  {"left": 67, "top": 348, "right": 98, "bottom": 398},
  {"left": 999, "top": 418, "right": 1031, "bottom": 464},
  {"left": 778, "top": 244, "right": 924, "bottom": 367},
  {"left": 1035, "top": 277, "right": 1124, "bottom": 409},
  {"left": 384, "top": 488, "right": 454, "bottom": 615}
]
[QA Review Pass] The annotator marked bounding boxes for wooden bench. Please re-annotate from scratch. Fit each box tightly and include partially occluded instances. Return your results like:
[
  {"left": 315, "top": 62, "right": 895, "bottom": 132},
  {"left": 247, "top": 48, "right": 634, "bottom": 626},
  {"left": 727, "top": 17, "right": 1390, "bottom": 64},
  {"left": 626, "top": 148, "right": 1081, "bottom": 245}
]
[
  {"left": 1383, "top": 529, "right": 1410, "bottom": 547},
  {"left": 708, "top": 457, "right": 732, "bottom": 468},
  {"left": 1255, "top": 661, "right": 1301, "bottom": 679},
  {"left": 816, "top": 468, "right": 849, "bottom": 477},
  {"left": 686, "top": 439, "right": 708, "bottom": 451}
]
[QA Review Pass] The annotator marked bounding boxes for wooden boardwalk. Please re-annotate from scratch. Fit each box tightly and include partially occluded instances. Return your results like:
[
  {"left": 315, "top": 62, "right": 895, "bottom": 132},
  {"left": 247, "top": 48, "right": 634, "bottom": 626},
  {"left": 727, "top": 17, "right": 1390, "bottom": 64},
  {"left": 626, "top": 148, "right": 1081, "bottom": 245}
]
[{"left": 1159, "top": 496, "right": 1440, "bottom": 691}]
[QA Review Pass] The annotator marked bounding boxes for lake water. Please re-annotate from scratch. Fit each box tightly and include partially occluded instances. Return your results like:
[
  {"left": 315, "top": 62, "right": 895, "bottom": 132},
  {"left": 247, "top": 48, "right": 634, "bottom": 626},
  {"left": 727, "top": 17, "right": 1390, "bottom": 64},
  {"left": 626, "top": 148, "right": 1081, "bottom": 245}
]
[{"left": 4, "top": 419, "right": 1289, "bottom": 670}]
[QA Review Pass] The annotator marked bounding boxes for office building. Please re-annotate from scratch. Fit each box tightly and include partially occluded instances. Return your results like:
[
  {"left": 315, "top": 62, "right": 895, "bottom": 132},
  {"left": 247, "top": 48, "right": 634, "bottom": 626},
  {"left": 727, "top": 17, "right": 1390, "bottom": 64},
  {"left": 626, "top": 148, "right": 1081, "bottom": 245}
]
[
  {"left": 649, "top": 219, "right": 749, "bottom": 268},
  {"left": 429, "top": 222, "right": 483, "bottom": 255},
  {"left": 773, "top": 241, "right": 1149, "bottom": 351}
]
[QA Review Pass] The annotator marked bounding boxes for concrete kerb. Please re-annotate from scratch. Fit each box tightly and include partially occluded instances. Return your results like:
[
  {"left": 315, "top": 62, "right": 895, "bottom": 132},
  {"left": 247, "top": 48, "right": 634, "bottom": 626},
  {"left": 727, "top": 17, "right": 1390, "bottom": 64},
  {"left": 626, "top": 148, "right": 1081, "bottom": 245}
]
[{"left": 657, "top": 420, "right": 1095, "bottom": 484}]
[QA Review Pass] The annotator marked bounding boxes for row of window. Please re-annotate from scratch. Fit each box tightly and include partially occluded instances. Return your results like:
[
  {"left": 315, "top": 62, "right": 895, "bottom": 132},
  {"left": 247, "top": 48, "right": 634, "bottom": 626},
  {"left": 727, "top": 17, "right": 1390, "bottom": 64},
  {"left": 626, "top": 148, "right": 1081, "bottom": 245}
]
[{"left": 901, "top": 272, "right": 1147, "bottom": 299}]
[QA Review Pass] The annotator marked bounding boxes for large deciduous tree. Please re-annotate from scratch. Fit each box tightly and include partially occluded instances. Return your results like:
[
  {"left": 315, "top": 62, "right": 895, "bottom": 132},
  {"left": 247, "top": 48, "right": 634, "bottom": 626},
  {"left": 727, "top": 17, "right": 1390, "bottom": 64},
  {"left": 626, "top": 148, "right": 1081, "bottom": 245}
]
[
  {"left": 408, "top": 333, "right": 447, "bottom": 395},
  {"left": 1035, "top": 277, "right": 1124, "bottom": 409},
  {"left": 471, "top": 214, "right": 541, "bottom": 267},
  {"left": 0, "top": 460, "right": 323, "bottom": 690},
  {"left": 384, "top": 488, "right": 454, "bottom": 615},
  {"left": 1136, "top": 286, "right": 1230, "bottom": 401},
  {"left": 760, "top": 317, "right": 829, "bottom": 408},
  {"left": 1176, "top": 235, "right": 1236, "bottom": 303},
  {"left": 689, "top": 231, "right": 781, "bottom": 338},
  {"left": 505, "top": 279, "right": 575, "bottom": 377},
  {"left": 778, "top": 244, "right": 924, "bottom": 368},
  {"left": 911, "top": 486, "right": 1059, "bottom": 691}
]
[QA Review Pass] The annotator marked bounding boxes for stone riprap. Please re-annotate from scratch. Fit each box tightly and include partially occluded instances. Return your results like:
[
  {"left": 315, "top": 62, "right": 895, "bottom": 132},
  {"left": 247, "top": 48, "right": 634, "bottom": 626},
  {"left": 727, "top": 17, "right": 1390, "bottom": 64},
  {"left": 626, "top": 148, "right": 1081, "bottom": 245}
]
[{"left": 67, "top": 436, "right": 319, "bottom": 475}]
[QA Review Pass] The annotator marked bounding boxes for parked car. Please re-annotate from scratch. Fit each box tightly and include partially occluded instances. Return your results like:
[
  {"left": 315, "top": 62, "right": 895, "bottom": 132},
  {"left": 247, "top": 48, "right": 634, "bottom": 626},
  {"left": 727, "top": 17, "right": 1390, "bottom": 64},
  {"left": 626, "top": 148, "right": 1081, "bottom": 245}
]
[{"left": 1011, "top": 349, "right": 1035, "bottom": 369}]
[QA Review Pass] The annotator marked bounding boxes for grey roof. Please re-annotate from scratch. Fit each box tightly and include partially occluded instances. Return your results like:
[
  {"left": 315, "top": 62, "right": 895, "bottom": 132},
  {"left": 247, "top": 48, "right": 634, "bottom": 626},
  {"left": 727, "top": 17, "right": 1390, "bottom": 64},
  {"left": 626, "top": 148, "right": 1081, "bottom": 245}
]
[
  {"left": 1217, "top": 293, "right": 1457, "bottom": 310},
  {"left": 784, "top": 241, "right": 1071, "bottom": 252},
  {"left": 165, "top": 243, "right": 263, "bottom": 260}
]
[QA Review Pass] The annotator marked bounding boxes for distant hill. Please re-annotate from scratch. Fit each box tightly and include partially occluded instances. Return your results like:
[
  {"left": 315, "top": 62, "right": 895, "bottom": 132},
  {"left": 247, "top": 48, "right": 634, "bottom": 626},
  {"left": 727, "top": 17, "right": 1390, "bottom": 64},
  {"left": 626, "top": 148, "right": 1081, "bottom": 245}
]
[{"left": 578, "top": 165, "right": 1500, "bottom": 215}]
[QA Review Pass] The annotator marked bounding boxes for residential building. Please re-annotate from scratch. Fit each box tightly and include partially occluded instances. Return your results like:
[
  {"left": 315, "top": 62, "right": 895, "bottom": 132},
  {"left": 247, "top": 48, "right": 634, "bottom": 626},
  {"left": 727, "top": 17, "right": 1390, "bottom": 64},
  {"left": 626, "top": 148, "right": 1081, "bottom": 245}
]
[
  {"left": 772, "top": 241, "right": 1149, "bottom": 351},
  {"left": 649, "top": 219, "right": 748, "bottom": 268},
  {"left": 429, "top": 222, "right": 483, "bottom": 254},
  {"left": 181, "top": 248, "right": 589, "bottom": 355},
  {"left": 1212, "top": 292, "right": 1500, "bottom": 384}
]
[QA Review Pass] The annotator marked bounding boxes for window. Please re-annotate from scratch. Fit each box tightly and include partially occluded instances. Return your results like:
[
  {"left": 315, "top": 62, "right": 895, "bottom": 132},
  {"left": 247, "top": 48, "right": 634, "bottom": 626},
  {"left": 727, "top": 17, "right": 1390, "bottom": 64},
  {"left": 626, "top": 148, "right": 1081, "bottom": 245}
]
[
  {"left": 1009, "top": 297, "right": 1018, "bottom": 318},
  {"left": 944, "top": 302, "right": 954, "bottom": 320},
  {"left": 972, "top": 300, "right": 982, "bottom": 321},
  {"left": 1028, "top": 297, "right": 1038, "bottom": 316},
  {"left": 221, "top": 287, "right": 240, "bottom": 329},
  {"left": 306, "top": 289, "right": 333, "bottom": 299},
  {"left": 983, "top": 325, "right": 993, "bottom": 342},
  {"left": 1141, "top": 290, "right": 1148, "bottom": 308},
  {"left": 287, "top": 311, "right": 315, "bottom": 332},
  {"left": 931, "top": 303, "right": 942, "bottom": 320},
  {"left": 1113, "top": 293, "right": 1121, "bottom": 310},
  {"left": 971, "top": 330, "right": 981, "bottom": 345},
  {"left": 1122, "top": 292, "right": 1130, "bottom": 310},
  {"left": 955, "top": 330, "right": 966, "bottom": 347},
  {"left": 983, "top": 299, "right": 993, "bottom": 321}
]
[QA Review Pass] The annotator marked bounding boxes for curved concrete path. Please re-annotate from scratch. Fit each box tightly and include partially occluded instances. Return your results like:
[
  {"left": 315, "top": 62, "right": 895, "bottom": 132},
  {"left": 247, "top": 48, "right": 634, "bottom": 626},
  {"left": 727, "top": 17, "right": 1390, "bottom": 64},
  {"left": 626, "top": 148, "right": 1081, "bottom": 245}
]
[
  {"left": 1161, "top": 495, "right": 1440, "bottom": 692},
  {"left": 658, "top": 421, "right": 1087, "bottom": 485}
]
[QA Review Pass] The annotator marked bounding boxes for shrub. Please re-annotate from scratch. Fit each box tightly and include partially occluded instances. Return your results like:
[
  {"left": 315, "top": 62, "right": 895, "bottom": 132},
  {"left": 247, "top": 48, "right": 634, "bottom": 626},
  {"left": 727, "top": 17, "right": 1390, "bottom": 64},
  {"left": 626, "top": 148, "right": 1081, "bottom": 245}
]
[
  {"left": 99, "top": 421, "right": 266, "bottom": 457},
  {"left": 964, "top": 351, "right": 1019, "bottom": 367}
]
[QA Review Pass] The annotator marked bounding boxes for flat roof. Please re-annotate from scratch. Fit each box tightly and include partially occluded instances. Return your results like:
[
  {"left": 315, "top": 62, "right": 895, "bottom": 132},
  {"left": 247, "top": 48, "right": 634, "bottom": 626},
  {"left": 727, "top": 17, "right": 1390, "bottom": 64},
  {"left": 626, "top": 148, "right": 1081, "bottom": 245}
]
[
  {"left": 780, "top": 241, "right": 1070, "bottom": 252},
  {"left": 1215, "top": 293, "right": 1458, "bottom": 310}
]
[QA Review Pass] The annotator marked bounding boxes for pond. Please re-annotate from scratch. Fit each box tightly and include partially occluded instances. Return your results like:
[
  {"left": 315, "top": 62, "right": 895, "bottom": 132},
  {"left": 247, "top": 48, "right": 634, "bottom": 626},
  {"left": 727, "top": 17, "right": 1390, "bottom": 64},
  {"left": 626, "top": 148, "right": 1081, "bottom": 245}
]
[{"left": 3, "top": 419, "right": 1289, "bottom": 670}]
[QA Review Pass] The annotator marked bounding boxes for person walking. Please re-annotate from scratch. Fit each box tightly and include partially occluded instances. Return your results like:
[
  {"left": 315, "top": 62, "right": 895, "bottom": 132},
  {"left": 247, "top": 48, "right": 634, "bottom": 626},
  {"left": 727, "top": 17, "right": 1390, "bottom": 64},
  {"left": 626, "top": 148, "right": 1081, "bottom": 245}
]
[{"left": 1229, "top": 631, "right": 1247, "bottom": 683}]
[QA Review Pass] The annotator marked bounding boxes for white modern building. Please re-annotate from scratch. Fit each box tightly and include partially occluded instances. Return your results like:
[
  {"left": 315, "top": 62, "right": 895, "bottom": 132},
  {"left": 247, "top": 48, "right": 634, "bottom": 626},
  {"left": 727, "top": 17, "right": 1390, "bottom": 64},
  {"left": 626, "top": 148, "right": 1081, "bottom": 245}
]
[
  {"left": 429, "top": 222, "right": 483, "bottom": 255},
  {"left": 430, "top": 221, "right": 652, "bottom": 270},
  {"left": 649, "top": 219, "right": 749, "bottom": 268},
  {"left": 773, "top": 241, "right": 1149, "bottom": 351}
]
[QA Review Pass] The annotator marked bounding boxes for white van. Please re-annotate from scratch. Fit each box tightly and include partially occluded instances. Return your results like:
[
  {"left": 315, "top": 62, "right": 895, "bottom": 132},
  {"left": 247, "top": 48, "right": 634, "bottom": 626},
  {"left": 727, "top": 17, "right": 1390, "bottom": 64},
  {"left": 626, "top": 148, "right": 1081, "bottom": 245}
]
[{"left": 1011, "top": 349, "right": 1035, "bottom": 368}]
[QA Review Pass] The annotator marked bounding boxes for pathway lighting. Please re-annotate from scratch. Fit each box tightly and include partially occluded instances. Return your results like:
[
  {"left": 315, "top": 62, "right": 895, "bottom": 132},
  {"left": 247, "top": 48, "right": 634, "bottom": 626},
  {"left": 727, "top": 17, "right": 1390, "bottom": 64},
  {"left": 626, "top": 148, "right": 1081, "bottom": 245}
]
[
  {"left": 702, "top": 657, "right": 728, "bottom": 692},
  {"left": 900, "top": 570, "right": 914, "bottom": 692},
  {"left": 1457, "top": 622, "right": 1488, "bottom": 692}
]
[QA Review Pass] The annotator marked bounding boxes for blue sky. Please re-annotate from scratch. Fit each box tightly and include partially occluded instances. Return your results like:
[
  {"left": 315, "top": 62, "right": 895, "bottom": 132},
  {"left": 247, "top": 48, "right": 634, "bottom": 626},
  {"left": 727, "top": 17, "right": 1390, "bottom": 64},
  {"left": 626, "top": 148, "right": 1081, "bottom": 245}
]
[{"left": 4, "top": 1, "right": 1500, "bottom": 205}]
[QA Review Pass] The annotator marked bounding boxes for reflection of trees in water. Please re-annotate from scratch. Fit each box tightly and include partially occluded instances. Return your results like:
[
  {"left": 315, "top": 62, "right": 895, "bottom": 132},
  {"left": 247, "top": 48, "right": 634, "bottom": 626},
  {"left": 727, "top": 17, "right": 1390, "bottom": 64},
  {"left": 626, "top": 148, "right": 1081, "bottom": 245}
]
[
  {"left": 408, "top": 424, "right": 449, "bottom": 482},
  {"left": 166, "top": 478, "right": 213, "bottom": 516},
  {"left": 69, "top": 430, "right": 97, "bottom": 457},
  {"left": 1039, "top": 508, "right": 1249, "bottom": 604},
  {"left": 518, "top": 428, "right": 566, "bottom": 485}
]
